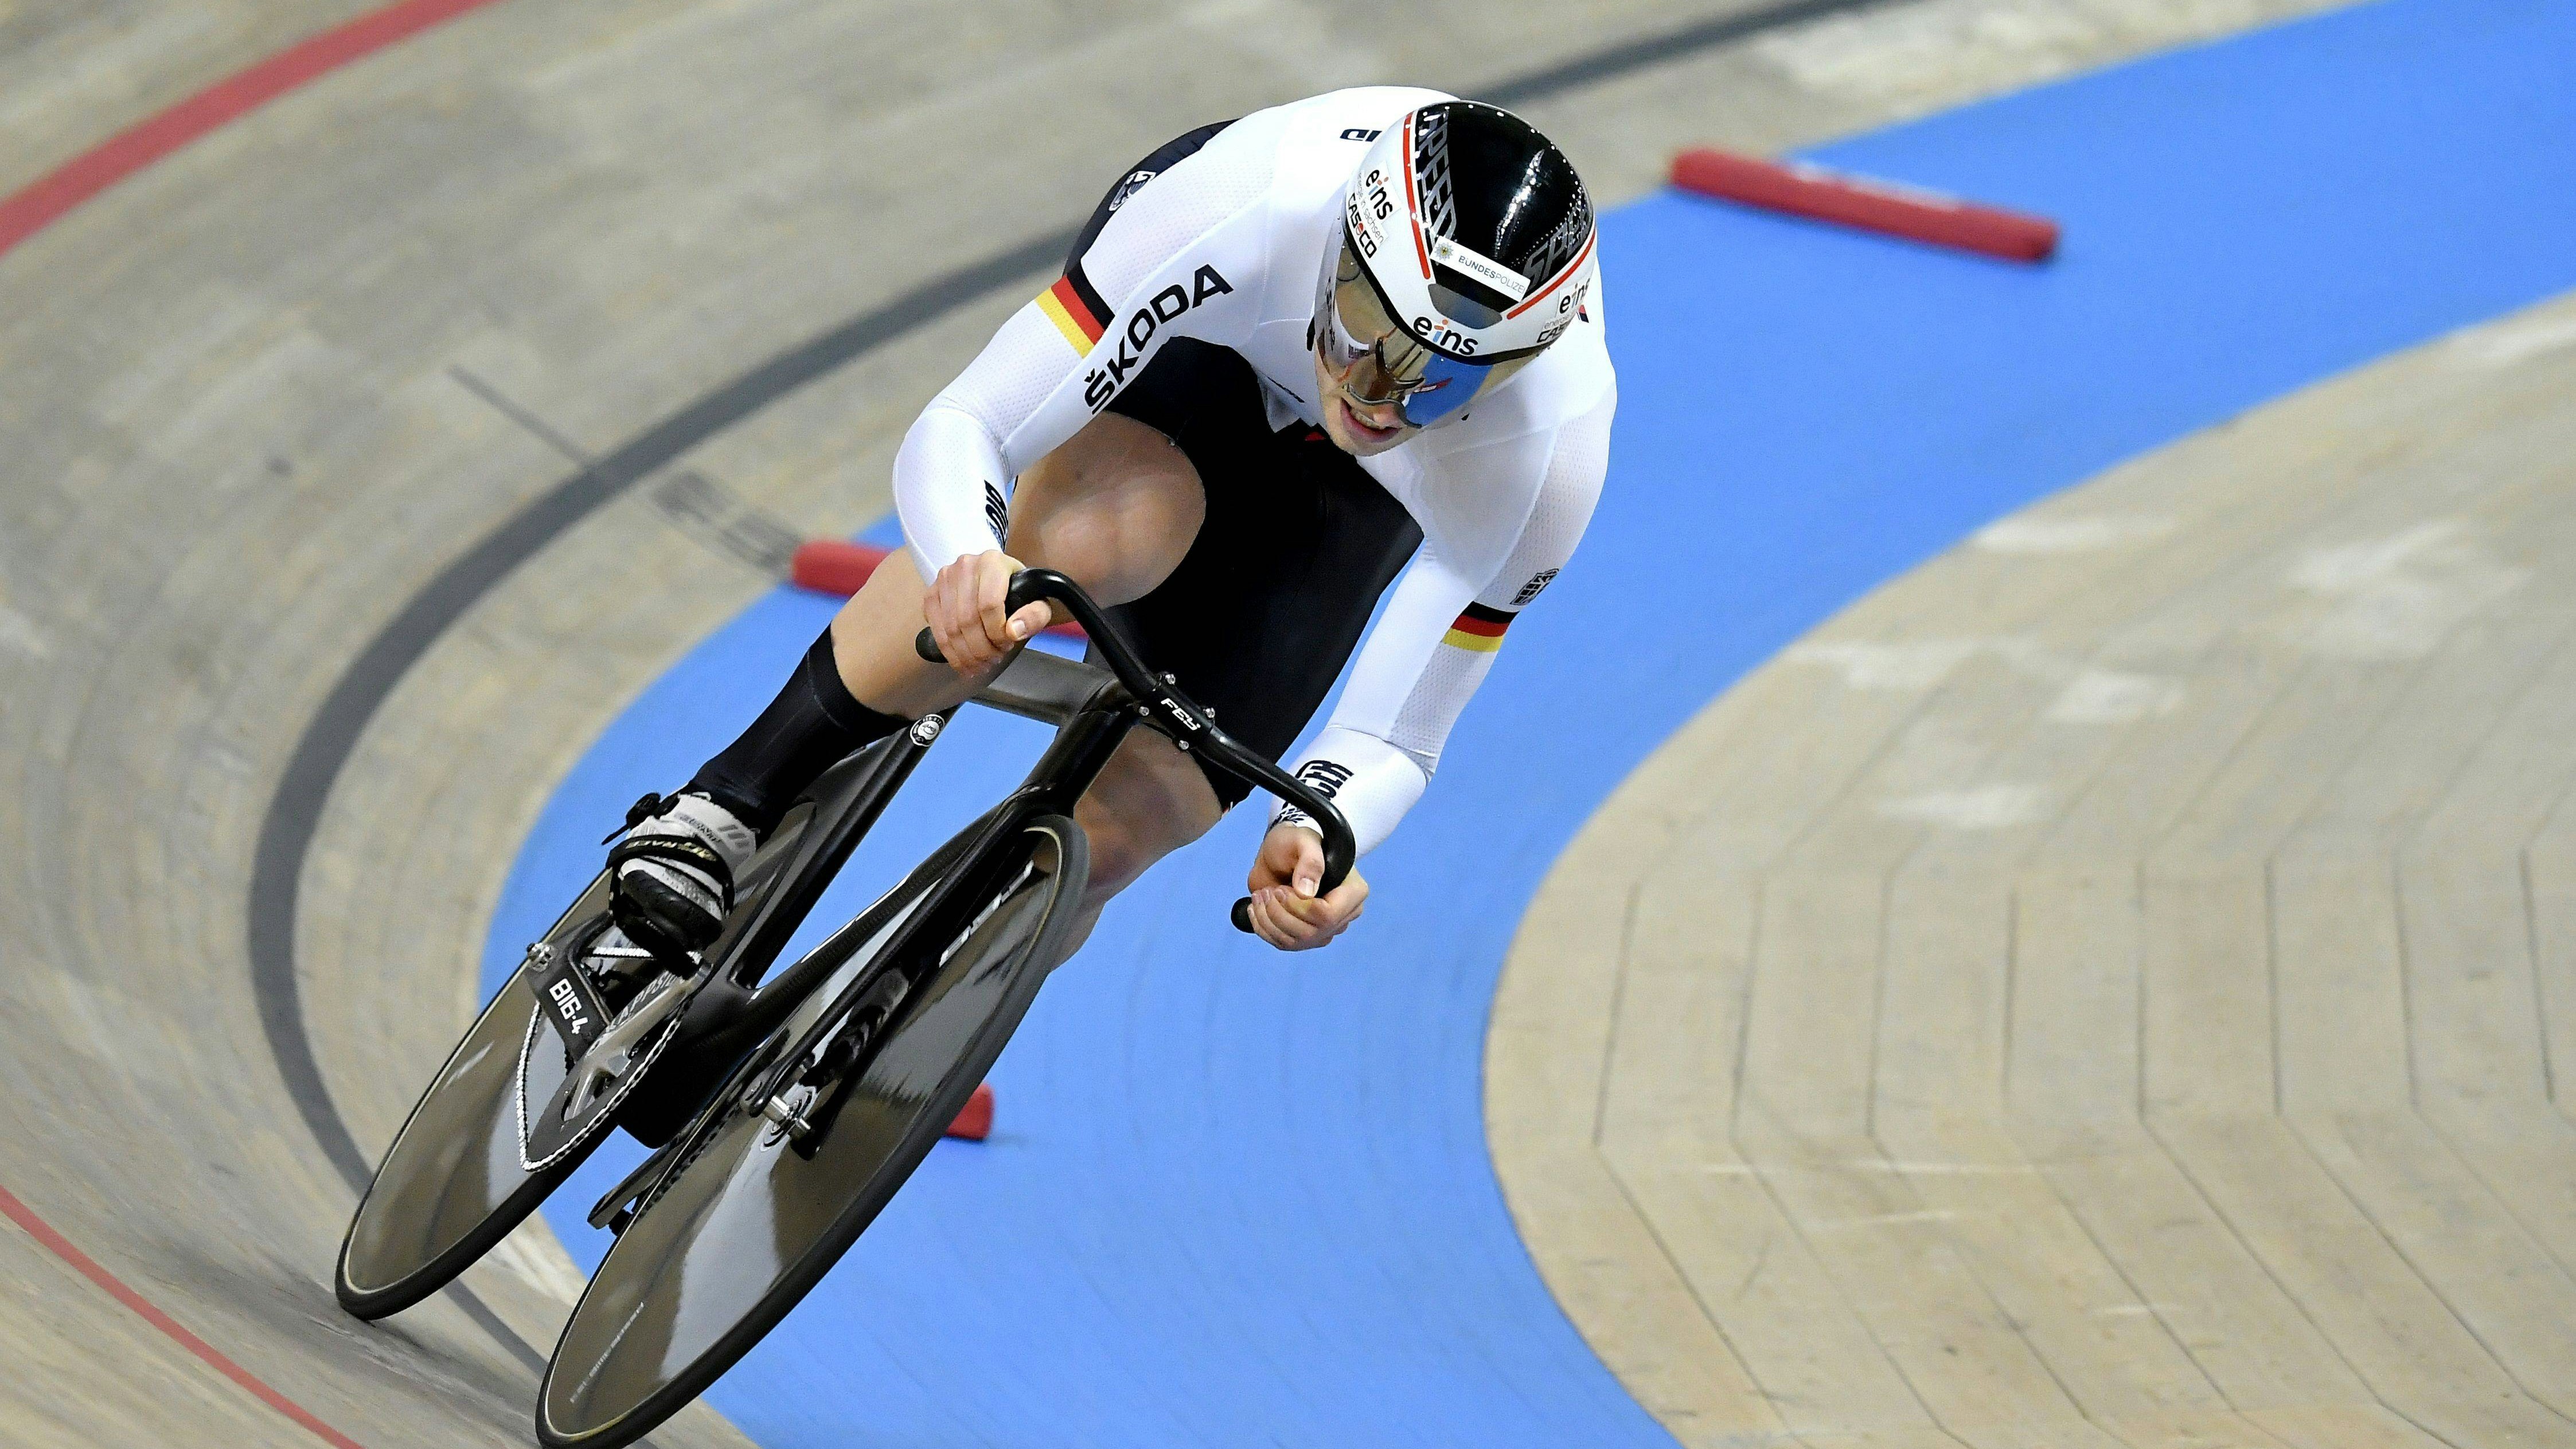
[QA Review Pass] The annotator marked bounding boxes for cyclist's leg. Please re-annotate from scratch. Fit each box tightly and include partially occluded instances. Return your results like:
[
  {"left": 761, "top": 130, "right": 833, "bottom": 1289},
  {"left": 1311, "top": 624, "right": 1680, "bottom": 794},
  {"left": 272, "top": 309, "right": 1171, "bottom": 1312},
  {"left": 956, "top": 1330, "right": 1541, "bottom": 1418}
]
[
  {"left": 1048, "top": 731, "right": 1223, "bottom": 955},
  {"left": 824, "top": 410, "right": 1202, "bottom": 720},
  {"left": 613, "top": 412, "right": 1205, "bottom": 954},
  {"left": 683, "top": 408, "right": 1203, "bottom": 827},
  {"left": 1037, "top": 466, "right": 1416, "bottom": 953}
]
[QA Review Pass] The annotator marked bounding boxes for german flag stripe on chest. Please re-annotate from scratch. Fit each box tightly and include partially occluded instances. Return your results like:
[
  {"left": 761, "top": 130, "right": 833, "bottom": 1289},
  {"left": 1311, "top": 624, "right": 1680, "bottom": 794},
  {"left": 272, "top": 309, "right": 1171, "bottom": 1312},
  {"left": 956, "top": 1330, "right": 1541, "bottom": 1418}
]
[
  {"left": 1036, "top": 262, "right": 1111, "bottom": 355},
  {"left": 1442, "top": 602, "right": 1515, "bottom": 653}
]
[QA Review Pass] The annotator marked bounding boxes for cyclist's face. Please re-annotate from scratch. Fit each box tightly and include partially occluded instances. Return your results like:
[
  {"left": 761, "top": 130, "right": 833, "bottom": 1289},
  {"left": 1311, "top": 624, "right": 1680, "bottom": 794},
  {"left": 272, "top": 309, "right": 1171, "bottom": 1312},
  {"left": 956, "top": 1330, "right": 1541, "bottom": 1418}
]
[
  {"left": 1312, "top": 242, "right": 1423, "bottom": 454},
  {"left": 1312, "top": 338, "right": 1416, "bottom": 455},
  {"left": 1311, "top": 233, "right": 1535, "bottom": 450}
]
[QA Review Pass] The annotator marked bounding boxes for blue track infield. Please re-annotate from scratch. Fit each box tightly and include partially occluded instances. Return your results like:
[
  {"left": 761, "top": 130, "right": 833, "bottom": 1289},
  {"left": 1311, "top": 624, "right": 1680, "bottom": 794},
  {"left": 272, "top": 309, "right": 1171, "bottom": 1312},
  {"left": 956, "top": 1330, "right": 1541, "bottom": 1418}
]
[{"left": 479, "top": 1, "right": 2576, "bottom": 1442}]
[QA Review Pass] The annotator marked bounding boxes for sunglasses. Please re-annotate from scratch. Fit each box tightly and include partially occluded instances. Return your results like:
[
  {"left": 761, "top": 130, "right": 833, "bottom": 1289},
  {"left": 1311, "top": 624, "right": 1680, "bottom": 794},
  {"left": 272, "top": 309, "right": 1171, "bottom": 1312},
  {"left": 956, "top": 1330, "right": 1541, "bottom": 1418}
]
[{"left": 1312, "top": 232, "right": 1540, "bottom": 428}]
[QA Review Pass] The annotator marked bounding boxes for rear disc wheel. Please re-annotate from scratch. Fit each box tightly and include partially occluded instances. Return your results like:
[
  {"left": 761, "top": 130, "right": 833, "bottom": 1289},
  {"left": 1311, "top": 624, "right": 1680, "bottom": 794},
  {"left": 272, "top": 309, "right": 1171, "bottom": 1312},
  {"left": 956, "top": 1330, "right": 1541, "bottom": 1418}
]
[
  {"left": 335, "top": 802, "right": 824, "bottom": 1319},
  {"left": 334, "top": 877, "right": 615, "bottom": 1319}
]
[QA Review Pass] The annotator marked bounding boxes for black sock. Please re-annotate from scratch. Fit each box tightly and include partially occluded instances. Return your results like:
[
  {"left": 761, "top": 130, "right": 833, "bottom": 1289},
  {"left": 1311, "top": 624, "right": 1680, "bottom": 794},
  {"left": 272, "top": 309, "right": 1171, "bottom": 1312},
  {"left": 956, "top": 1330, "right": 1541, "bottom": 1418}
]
[{"left": 685, "top": 627, "right": 906, "bottom": 834}]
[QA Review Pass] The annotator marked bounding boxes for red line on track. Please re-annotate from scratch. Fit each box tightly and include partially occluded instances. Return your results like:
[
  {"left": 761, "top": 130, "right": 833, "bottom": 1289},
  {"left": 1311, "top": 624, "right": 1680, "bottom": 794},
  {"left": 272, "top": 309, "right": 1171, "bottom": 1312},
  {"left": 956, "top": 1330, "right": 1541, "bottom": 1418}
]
[
  {"left": 0, "top": 1183, "right": 367, "bottom": 1449},
  {"left": 0, "top": 0, "right": 512, "bottom": 261}
]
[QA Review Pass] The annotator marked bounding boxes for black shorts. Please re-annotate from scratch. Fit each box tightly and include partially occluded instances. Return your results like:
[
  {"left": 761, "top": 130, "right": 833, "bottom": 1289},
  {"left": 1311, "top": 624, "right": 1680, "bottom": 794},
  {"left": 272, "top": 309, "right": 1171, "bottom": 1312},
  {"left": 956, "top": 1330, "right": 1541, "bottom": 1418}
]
[{"left": 1100, "top": 339, "right": 1421, "bottom": 809}]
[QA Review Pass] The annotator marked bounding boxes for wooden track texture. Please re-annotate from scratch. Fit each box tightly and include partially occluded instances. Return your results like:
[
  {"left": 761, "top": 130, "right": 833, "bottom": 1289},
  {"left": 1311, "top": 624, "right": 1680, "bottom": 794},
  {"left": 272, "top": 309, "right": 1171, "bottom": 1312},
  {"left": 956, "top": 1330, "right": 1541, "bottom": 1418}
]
[
  {"left": 0, "top": 0, "right": 2352, "bottom": 1444},
  {"left": 1490, "top": 291, "right": 2576, "bottom": 1449}
]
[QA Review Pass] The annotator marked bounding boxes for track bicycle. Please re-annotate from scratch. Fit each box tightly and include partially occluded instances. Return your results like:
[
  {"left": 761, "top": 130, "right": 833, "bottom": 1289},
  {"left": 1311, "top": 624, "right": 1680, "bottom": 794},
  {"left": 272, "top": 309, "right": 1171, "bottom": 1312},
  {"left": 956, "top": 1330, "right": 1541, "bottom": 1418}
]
[{"left": 333, "top": 569, "right": 1355, "bottom": 1449}]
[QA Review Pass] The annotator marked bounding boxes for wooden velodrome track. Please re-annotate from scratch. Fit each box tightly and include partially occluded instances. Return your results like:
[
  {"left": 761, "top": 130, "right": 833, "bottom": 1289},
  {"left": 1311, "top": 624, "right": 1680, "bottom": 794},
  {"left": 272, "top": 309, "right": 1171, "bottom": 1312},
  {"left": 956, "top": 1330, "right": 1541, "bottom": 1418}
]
[
  {"left": 7, "top": 0, "right": 2497, "bottom": 1445},
  {"left": 1493, "top": 292, "right": 2576, "bottom": 1449}
]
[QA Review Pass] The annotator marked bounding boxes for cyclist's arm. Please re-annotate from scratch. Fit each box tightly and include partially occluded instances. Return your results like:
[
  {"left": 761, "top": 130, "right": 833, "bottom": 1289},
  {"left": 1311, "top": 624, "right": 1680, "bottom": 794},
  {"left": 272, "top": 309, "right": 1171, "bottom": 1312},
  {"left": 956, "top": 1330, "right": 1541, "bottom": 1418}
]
[
  {"left": 893, "top": 179, "right": 1261, "bottom": 582},
  {"left": 1273, "top": 386, "right": 1614, "bottom": 853},
  {"left": 893, "top": 302, "right": 1086, "bottom": 577}
]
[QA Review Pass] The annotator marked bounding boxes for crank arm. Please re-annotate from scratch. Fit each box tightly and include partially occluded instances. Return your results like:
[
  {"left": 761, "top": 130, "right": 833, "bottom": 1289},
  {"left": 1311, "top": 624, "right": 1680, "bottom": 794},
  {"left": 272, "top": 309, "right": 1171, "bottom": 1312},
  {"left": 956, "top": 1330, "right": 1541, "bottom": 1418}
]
[{"left": 564, "top": 970, "right": 694, "bottom": 1116}]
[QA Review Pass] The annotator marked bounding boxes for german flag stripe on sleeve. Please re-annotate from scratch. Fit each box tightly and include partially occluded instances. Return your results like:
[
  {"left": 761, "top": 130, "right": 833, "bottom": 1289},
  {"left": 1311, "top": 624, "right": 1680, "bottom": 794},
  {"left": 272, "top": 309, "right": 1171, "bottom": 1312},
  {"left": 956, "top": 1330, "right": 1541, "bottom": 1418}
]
[
  {"left": 1441, "top": 601, "right": 1515, "bottom": 653},
  {"left": 1036, "top": 263, "right": 1111, "bottom": 354}
]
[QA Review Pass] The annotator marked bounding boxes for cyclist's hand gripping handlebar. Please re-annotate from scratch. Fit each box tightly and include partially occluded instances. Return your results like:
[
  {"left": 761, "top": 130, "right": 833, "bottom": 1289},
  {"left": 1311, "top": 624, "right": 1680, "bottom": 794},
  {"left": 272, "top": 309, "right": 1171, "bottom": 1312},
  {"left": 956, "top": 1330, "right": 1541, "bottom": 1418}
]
[
  {"left": 913, "top": 568, "right": 1060, "bottom": 666},
  {"left": 916, "top": 569, "right": 1354, "bottom": 934}
]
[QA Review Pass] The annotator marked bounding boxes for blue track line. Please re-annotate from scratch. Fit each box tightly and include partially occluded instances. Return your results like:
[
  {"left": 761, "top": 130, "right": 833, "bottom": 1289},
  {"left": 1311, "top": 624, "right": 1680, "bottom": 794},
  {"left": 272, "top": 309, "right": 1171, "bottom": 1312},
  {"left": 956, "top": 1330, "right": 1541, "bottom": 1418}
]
[{"left": 482, "top": 0, "right": 2576, "bottom": 1441}]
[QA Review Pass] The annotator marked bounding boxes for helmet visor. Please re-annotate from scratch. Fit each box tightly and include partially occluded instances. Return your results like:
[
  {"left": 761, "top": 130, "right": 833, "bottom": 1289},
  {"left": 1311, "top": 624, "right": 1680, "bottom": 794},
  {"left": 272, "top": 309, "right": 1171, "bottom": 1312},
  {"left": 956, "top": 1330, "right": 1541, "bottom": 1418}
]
[{"left": 1314, "top": 233, "right": 1535, "bottom": 428}]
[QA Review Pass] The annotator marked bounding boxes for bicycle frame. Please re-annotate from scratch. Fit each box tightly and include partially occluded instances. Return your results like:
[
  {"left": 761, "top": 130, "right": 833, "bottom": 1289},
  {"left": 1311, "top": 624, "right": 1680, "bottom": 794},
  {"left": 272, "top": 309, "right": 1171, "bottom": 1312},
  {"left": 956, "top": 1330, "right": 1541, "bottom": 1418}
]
[
  {"left": 534, "top": 572, "right": 1370, "bottom": 1445},
  {"left": 738, "top": 568, "right": 1356, "bottom": 1142},
  {"left": 732, "top": 666, "right": 1136, "bottom": 1130}
]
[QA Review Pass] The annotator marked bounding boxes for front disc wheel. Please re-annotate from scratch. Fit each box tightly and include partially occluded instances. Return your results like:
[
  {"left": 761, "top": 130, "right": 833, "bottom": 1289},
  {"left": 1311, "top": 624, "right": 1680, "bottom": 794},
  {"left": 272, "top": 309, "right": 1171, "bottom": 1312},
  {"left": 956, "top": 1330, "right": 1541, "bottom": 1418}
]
[{"left": 534, "top": 815, "right": 1086, "bottom": 1449}]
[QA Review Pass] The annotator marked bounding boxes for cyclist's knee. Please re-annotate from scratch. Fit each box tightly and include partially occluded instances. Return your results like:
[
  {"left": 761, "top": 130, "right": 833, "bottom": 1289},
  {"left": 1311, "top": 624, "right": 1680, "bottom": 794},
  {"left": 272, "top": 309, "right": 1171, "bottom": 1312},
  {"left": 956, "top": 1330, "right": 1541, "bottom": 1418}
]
[
  {"left": 1075, "top": 798, "right": 1201, "bottom": 897},
  {"left": 1073, "top": 733, "right": 1221, "bottom": 901},
  {"left": 1008, "top": 413, "right": 1203, "bottom": 607},
  {"left": 1075, "top": 810, "right": 1164, "bottom": 900}
]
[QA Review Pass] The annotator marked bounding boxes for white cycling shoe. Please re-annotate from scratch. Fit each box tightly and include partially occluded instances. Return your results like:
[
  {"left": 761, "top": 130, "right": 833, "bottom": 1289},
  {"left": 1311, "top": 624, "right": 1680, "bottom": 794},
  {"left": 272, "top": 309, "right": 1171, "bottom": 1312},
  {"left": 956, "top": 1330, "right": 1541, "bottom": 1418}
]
[{"left": 607, "top": 792, "right": 758, "bottom": 961}]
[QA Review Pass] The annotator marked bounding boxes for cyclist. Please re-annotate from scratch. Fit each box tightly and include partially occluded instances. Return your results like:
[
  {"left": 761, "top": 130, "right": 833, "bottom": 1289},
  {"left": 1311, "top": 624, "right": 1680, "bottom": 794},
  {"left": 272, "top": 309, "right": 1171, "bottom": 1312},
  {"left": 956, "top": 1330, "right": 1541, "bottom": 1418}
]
[{"left": 608, "top": 87, "right": 1611, "bottom": 959}]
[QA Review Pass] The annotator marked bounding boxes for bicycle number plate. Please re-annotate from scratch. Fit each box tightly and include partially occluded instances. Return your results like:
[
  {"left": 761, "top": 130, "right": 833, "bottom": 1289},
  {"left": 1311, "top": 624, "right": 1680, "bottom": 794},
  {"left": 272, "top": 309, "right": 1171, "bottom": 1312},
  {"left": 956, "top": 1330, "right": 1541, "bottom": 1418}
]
[{"left": 524, "top": 946, "right": 611, "bottom": 1059}]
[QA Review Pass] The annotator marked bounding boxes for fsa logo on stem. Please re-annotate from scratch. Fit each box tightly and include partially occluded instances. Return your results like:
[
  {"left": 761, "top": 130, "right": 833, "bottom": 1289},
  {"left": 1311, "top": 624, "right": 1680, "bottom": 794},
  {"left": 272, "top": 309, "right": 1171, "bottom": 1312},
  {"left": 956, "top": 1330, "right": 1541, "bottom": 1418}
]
[{"left": 1082, "top": 265, "right": 1235, "bottom": 411}]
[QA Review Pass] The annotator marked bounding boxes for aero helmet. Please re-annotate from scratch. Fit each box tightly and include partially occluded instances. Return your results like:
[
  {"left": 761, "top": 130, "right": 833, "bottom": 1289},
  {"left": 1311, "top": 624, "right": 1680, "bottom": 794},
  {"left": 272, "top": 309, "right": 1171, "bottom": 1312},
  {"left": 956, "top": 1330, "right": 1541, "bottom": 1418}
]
[{"left": 1316, "top": 100, "right": 1597, "bottom": 427}]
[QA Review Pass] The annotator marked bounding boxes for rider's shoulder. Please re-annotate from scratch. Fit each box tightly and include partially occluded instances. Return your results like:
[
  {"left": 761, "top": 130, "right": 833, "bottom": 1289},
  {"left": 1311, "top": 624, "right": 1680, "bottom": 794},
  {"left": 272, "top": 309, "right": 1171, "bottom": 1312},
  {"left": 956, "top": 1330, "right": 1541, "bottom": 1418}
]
[{"left": 1082, "top": 88, "right": 1455, "bottom": 294}]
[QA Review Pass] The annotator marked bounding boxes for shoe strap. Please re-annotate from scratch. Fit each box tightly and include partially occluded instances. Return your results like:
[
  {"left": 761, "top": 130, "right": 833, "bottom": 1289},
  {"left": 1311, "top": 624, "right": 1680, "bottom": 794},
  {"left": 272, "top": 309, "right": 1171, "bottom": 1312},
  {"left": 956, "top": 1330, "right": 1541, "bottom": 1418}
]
[
  {"left": 603, "top": 792, "right": 674, "bottom": 845},
  {"left": 607, "top": 831, "right": 731, "bottom": 889}
]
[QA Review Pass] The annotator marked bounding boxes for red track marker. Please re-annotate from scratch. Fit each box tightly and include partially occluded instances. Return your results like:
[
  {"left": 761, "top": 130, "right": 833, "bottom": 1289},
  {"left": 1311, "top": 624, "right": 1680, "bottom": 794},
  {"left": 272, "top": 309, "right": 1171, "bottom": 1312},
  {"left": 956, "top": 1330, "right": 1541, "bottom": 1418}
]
[
  {"left": 0, "top": 1183, "right": 368, "bottom": 1448},
  {"left": 791, "top": 540, "right": 1086, "bottom": 640},
  {"left": 790, "top": 538, "right": 893, "bottom": 596},
  {"left": 1670, "top": 148, "right": 2058, "bottom": 263},
  {"left": 945, "top": 1083, "right": 996, "bottom": 1142},
  {"left": 0, "top": 0, "right": 513, "bottom": 261}
]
